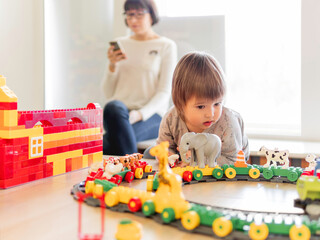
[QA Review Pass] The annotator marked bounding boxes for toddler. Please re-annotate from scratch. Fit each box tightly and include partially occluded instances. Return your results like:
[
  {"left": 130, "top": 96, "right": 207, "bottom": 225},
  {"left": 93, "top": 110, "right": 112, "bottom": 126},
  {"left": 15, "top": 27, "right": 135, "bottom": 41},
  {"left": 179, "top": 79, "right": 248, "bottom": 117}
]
[{"left": 157, "top": 52, "right": 249, "bottom": 165}]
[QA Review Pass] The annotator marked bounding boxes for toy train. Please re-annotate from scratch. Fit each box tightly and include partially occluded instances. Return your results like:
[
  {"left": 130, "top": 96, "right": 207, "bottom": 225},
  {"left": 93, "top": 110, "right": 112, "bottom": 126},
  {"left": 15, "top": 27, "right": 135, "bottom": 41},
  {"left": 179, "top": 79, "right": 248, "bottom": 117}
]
[
  {"left": 85, "top": 153, "right": 154, "bottom": 186},
  {"left": 71, "top": 142, "right": 320, "bottom": 240},
  {"left": 147, "top": 155, "right": 304, "bottom": 191}
]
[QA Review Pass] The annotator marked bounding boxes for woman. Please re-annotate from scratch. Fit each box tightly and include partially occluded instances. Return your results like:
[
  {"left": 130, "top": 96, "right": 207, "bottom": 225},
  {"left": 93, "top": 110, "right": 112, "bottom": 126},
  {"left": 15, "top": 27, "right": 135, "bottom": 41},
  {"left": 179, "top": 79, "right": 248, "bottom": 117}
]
[{"left": 102, "top": 0, "right": 177, "bottom": 155}]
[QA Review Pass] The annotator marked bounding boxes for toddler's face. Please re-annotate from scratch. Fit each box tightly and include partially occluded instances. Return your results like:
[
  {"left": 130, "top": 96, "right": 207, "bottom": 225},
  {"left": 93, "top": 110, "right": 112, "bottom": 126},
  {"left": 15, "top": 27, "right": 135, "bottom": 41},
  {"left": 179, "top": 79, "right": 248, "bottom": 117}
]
[{"left": 183, "top": 96, "right": 223, "bottom": 133}]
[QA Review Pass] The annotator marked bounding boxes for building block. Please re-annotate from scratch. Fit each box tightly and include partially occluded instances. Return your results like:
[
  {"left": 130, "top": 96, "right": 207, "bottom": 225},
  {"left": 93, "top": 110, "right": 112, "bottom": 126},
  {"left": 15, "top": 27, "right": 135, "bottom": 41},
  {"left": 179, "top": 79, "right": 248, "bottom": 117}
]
[{"left": 0, "top": 75, "right": 103, "bottom": 189}]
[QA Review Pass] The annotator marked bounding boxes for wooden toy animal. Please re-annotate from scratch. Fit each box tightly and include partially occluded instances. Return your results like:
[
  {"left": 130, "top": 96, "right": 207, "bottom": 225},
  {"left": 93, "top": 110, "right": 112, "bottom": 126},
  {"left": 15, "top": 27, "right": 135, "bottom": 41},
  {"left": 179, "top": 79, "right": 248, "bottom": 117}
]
[
  {"left": 259, "top": 146, "right": 290, "bottom": 169},
  {"left": 305, "top": 154, "right": 317, "bottom": 171},
  {"left": 103, "top": 157, "right": 123, "bottom": 179}
]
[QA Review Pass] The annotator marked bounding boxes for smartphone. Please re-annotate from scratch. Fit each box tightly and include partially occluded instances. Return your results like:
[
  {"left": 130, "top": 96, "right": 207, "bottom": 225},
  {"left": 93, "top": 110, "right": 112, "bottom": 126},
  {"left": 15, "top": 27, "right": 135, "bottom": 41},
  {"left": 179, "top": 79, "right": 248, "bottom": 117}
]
[{"left": 109, "top": 41, "right": 123, "bottom": 52}]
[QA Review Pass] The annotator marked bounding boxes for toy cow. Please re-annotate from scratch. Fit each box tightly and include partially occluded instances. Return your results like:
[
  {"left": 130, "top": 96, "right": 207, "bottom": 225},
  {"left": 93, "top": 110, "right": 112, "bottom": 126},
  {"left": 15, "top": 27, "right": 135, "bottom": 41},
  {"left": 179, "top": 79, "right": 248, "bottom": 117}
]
[{"left": 259, "top": 146, "right": 290, "bottom": 169}]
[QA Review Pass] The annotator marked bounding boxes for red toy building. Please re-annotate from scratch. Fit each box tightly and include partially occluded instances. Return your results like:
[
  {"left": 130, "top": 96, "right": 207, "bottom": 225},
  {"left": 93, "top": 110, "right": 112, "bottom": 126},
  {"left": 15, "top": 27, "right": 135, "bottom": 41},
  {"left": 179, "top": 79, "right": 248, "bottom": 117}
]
[{"left": 0, "top": 75, "right": 103, "bottom": 188}]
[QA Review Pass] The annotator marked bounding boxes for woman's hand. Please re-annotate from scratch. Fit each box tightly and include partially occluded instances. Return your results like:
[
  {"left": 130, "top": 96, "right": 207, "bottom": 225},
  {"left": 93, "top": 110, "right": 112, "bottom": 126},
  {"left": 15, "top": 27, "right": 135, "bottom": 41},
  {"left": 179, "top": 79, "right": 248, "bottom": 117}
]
[
  {"left": 107, "top": 46, "right": 126, "bottom": 72},
  {"left": 129, "top": 110, "right": 142, "bottom": 124}
]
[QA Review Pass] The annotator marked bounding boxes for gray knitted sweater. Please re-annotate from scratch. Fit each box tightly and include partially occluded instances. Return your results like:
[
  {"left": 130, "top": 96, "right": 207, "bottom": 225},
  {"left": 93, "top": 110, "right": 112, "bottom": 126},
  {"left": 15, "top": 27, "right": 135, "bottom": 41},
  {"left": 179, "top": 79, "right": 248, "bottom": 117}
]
[{"left": 157, "top": 106, "right": 249, "bottom": 166}]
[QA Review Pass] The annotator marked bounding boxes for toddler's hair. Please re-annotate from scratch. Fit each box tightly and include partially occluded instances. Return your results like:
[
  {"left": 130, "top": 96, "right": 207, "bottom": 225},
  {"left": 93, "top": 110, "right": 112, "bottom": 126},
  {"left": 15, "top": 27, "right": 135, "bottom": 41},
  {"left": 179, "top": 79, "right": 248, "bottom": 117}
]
[{"left": 172, "top": 52, "right": 226, "bottom": 120}]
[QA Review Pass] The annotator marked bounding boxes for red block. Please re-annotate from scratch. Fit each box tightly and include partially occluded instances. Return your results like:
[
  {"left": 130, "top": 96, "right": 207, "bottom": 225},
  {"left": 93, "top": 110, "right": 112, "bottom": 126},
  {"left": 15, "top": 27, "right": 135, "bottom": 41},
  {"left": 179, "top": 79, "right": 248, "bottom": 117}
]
[
  {"left": 66, "top": 158, "right": 72, "bottom": 172},
  {"left": 83, "top": 145, "right": 103, "bottom": 155},
  {"left": 0, "top": 101, "right": 17, "bottom": 110},
  {"left": 0, "top": 163, "right": 14, "bottom": 180},
  {"left": 54, "top": 111, "right": 66, "bottom": 118},
  {"left": 43, "top": 163, "right": 53, "bottom": 177}
]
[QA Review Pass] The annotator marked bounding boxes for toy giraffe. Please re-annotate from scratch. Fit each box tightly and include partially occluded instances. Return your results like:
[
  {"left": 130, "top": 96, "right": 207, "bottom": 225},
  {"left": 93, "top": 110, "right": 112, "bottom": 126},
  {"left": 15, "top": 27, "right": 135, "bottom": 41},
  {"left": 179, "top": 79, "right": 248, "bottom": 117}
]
[{"left": 149, "top": 141, "right": 190, "bottom": 218}]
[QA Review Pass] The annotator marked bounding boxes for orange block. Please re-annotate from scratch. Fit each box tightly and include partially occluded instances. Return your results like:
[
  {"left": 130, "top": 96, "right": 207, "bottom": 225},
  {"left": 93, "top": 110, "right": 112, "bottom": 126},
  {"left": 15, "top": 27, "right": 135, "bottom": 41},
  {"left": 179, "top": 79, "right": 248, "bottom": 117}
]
[
  {"left": 88, "top": 154, "right": 93, "bottom": 167},
  {"left": 71, "top": 156, "right": 83, "bottom": 171}
]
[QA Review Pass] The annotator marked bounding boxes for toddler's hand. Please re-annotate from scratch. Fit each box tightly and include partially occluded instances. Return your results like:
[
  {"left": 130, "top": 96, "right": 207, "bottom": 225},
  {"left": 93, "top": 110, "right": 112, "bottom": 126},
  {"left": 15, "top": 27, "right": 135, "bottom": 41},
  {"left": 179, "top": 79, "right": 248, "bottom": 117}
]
[
  {"left": 185, "top": 150, "right": 191, "bottom": 159},
  {"left": 176, "top": 161, "right": 189, "bottom": 168},
  {"left": 129, "top": 110, "right": 142, "bottom": 124}
]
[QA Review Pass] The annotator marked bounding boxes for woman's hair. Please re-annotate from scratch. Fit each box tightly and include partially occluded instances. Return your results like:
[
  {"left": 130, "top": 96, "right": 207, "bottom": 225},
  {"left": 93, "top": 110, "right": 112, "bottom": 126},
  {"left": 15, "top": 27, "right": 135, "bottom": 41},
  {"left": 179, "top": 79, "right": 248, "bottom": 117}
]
[
  {"left": 172, "top": 52, "right": 226, "bottom": 120},
  {"left": 124, "top": 0, "right": 159, "bottom": 26}
]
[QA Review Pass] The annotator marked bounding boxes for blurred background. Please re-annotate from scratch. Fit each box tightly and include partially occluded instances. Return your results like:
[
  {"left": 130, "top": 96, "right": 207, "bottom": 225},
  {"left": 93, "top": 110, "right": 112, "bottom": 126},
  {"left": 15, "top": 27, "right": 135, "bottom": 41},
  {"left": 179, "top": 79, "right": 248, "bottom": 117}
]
[{"left": 0, "top": 0, "right": 319, "bottom": 142}]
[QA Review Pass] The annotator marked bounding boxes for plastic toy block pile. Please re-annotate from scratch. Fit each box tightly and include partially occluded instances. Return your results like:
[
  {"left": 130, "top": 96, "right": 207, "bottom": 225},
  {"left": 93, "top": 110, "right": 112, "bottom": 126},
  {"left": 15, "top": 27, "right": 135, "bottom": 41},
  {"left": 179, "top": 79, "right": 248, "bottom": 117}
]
[{"left": 0, "top": 75, "right": 103, "bottom": 189}]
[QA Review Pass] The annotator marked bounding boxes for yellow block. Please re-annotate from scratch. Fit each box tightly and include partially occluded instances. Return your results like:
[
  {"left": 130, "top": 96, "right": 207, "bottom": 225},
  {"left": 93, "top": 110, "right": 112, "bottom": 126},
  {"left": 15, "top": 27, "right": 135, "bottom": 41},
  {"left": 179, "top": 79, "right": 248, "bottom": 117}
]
[
  {"left": 82, "top": 155, "right": 89, "bottom": 168},
  {"left": 113, "top": 186, "right": 154, "bottom": 204},
  {"left": 1, "top": 110, "right": 18, "bottom": 127},
  {"left": 172, "top": 165, "right": 219, "bottom": 177},
  {"left": 92, "top": 151, "right": 103, "bottom": 163},
  {"left": 43, "top": 128, "right": 100, "bottom": 142},
  {"left": 0, "top": 85, "right": 18, "bottom": 102},
  {"left": 0, "top": 127, "right": 43, "bottom": 139},
  {"left": 46, "top": 149, "right": 83, "bottom": 163},
  {"left": 0, "top": 75, "right": 5, "bottom": 86},
  {"left": 53, "top": 159, "right": 66, "bottom": 175}
]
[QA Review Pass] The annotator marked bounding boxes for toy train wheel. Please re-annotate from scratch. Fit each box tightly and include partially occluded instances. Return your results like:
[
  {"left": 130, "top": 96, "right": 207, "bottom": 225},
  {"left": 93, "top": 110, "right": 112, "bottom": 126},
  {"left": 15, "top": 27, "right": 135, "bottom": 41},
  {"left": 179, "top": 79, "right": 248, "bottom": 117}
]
[
  {"left": 262, "top": 168, "right": 274, "bottom": 180},
  {"left": 85, "top": 181, "right": 94, "bottom": 194},
  {"left": 212, "top": 217, "right": 233, "bottom": 237},
  {"left": 287, "top": 171, "right": 299, "bottom": 182},
  {"left": 128, "top": 197, "right": 142, "bottom": 212},
  {"left": 144, "top": 165, "right": 152, "bottom": 173},
  {"left": 113, "top": 175, "right": 123, "bottom": 185},
  {"left": 212, "top": 168, "right": 223, "bottom": 179},
  {"left": 142, "top": 200, "right": 155, "bottom": 216},
  {"left": 181, "top": 211, "right": 200, "bottom": 230},
  {"left": 225, "top": 168, "right": 236, "bottom": 179},
  {"left": 289, "top": 224, "right": 311, "bottom": 240},
  {"left": 125, "top": 171, "right": 134, "bottom": 183},
  {"left": 249, "top": 168, "right": 260, "bottom": 179},
  {"left": 183, "top": 171, "right": 193, "bottom": 182},
  {"left": 193, "top": 170, "right": 203, "bottom": 181},
  {"left": 135, "top": 168, "right": 144, "bottom": 179},
  {"left": 161, "top": 208, "right": 175, "bottom": 224},
  {"left": 248, "top": 222, "right": 269, "bottom": 240},
  {"left": 93, "top": 184, "right": 104, "bottom": 198},
  {"left": 104, "top": 190, "right": 119, "bottom": 207}
]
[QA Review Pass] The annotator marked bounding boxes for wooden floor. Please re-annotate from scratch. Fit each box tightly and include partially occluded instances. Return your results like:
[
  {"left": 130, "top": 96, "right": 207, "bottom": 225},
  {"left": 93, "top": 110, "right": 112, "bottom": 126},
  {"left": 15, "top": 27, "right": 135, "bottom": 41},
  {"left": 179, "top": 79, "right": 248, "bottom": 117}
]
[{"left": 0, "top": 159, "right": 303, "bottom": 240}]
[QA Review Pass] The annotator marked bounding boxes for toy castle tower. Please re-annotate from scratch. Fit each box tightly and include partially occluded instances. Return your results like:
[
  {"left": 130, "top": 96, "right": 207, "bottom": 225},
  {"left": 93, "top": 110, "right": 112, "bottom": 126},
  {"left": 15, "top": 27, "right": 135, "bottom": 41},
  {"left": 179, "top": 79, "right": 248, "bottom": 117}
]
[{"left": 0, "top": 75, "right": 18, "bottom": 129}]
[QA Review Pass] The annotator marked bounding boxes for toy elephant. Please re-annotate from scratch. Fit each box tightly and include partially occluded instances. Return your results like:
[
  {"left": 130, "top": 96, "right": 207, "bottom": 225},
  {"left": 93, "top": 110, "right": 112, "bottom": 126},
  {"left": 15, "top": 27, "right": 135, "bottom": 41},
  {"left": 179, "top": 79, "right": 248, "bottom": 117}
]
[{"left": 179, "top": 132, "right": 221, "bottom": 168}]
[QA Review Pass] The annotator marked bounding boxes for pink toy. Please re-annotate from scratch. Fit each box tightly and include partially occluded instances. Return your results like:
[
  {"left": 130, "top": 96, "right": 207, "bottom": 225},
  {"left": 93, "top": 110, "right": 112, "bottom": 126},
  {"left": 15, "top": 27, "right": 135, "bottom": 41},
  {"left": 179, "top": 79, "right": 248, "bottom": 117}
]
[{"left": 77, "top": 192, "right": 104, "bottom": 240}]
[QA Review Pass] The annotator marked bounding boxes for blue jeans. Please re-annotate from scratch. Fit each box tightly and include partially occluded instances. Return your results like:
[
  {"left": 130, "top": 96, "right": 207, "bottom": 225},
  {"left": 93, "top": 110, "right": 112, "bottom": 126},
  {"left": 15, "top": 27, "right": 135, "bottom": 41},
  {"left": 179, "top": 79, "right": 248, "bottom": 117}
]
[{"left": 103, "top": 100, "right": 161, "bottom": 155}]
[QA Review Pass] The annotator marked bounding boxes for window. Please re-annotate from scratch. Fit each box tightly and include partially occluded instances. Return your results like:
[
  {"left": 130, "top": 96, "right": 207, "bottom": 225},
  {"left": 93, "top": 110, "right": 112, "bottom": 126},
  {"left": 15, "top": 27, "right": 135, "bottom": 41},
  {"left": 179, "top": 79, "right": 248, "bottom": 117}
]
[
  {"left": 30, "top": 136, "right": 43, "bottom": 158},
  {"left": 155, "top": 0, "right": 301, "bottom": 138}
]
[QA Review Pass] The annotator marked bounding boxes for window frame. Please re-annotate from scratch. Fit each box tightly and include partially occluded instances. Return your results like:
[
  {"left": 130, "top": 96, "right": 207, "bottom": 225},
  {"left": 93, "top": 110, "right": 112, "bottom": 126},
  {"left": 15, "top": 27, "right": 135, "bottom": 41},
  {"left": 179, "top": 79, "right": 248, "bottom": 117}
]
[
  {"left": 153, "top": 0, "right": 320, "bottom": 141},
  {"left": 30, "top": 136, "right": 44, "bottom": 158}
]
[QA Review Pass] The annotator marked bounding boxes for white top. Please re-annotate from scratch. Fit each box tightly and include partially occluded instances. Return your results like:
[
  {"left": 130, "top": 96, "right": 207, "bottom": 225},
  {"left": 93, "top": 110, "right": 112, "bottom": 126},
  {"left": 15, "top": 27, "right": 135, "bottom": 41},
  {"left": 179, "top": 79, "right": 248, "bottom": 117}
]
[{"left": 101, "top": 36, "right": 177, "bottom": 120}]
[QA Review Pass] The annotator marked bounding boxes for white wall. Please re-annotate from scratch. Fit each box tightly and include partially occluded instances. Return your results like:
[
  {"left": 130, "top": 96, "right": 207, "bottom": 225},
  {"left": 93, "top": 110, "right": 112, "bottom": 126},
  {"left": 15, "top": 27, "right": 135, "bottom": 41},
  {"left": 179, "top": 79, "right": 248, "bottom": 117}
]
[
  {"left": 301, "top": 0, "right": 320, "bottom": 141},
  {"left": 1, "top": 0, "right": 320, "bottom": 141},
  {"left": 45, "top": 0, "right": 114, "bottom": 109},
  {"left": 113, "top": 0, "right": 127, "bottom": 39},
  {"left": 0, "top": 0, "right": 44, "bottom": 110}
]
